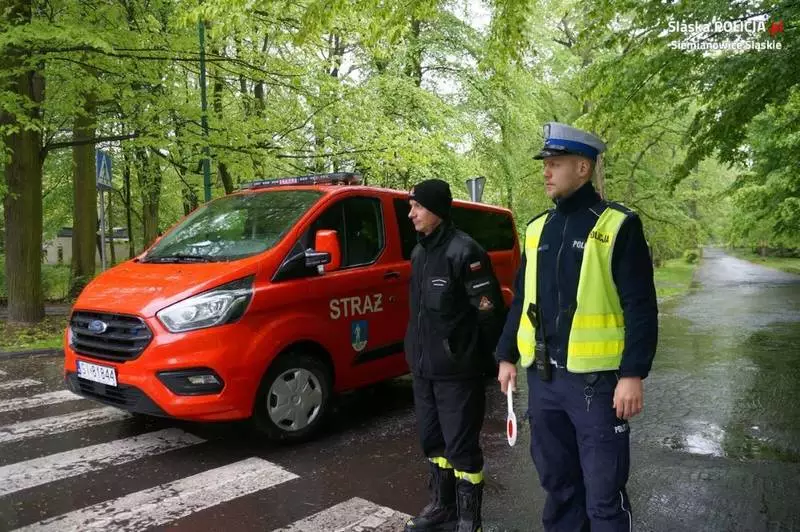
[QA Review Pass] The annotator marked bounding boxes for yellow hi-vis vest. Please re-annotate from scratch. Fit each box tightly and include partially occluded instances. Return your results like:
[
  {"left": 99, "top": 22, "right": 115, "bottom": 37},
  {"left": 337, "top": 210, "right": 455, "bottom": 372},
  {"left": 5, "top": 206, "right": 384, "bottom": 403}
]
[{"left": 516, "top": 206, "right": 628, "bottom": 373}]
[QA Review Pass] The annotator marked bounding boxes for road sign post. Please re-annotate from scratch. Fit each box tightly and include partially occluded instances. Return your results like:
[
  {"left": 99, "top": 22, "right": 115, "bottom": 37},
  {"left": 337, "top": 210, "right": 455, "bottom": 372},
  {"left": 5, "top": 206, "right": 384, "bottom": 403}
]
[
  {"left": 96, "top": 150, "right": 113, "bottom": 271},
  {"left": 465, "top": 176, "right": 486, "bottom": 203}
]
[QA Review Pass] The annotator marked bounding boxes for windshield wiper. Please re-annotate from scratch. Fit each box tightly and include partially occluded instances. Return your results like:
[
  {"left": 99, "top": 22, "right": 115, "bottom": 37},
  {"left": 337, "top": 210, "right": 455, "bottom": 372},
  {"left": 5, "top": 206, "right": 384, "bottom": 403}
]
[{"left": 143, "top": 253, "right": 216, "bottom": 263}]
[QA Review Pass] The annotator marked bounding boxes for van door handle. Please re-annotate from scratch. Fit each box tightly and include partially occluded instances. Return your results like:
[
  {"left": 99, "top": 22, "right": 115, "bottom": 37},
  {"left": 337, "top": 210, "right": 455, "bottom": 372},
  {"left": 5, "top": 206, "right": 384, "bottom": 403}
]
[{"left": 383, "top": 271, "right": 400, "bottom": 280}]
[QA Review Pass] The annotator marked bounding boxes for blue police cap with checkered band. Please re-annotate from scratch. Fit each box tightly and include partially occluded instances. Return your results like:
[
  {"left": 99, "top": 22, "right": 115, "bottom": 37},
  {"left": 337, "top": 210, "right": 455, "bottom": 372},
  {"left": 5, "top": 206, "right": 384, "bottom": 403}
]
[{"left": 533, "top": 122, "right": 606, "bottom": 161}]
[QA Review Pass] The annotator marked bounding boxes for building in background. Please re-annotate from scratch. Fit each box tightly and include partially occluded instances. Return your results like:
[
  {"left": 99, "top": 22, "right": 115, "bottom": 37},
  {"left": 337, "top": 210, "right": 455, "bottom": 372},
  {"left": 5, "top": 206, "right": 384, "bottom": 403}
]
[{"left": 43, "top": 227, "right": 134, "bottom": 266}]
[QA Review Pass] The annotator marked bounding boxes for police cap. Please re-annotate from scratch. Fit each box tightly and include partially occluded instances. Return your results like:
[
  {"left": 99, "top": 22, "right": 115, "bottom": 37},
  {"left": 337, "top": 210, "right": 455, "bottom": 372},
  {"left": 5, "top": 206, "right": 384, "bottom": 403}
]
[{"left": 533, "top": 122, "right": 606, "bottom": 161}]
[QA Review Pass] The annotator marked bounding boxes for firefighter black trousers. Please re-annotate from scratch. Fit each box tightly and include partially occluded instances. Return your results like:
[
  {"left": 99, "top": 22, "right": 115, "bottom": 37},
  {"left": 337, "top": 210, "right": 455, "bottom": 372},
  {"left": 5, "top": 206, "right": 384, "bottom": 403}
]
[{"left": 412, "top": 376, "right": 485, "bottom": 473}]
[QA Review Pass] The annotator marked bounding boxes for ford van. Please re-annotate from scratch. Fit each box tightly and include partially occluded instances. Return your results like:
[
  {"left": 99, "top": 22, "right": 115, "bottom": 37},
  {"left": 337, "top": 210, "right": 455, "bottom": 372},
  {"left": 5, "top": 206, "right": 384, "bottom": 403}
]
[{"left": 64, "top": 173, "right": 521, "bottom": 441}]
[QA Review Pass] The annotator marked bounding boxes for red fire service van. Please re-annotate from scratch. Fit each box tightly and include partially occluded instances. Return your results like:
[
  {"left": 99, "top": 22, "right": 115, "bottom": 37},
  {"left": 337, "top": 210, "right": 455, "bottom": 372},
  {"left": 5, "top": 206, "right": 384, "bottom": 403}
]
[{"left": 64, "top": 173, "right": 521, "bottom": 441}]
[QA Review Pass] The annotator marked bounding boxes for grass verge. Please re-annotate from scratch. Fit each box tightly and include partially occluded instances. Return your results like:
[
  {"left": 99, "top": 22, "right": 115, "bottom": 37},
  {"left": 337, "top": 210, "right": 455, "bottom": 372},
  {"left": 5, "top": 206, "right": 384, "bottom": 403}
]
[
  {"left": 727, "top": 249, "right": 800, "bottom": 276},
  {"left": 1, "top": 315, "right": 67, "bottom": 352},
  {"left": 654, "top": 258, "right": 698, "bottom": 300}
]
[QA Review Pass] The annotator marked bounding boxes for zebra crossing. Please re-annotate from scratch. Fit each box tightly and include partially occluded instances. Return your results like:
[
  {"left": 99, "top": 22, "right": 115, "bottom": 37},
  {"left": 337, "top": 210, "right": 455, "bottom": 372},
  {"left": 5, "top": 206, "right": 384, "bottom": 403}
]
[
  {"left": 0, "top": 363, "right": 411, "bottom": 531},
  {"left": 0, "top": 379, "right": 41, "bottom": 392}
]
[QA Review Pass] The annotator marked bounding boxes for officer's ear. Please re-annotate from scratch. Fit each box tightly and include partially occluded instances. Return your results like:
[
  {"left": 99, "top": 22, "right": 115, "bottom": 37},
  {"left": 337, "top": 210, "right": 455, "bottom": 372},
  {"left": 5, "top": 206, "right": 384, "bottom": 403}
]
[{"left": 577, "top": 158, "right": 593, "bottom": 180}]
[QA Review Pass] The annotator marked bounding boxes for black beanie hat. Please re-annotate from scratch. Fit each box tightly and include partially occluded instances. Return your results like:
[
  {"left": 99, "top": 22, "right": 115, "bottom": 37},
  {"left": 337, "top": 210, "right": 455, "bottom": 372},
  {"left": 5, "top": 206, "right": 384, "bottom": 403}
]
[{"left": 410, "top": 179, "right": 452, "bottom": 220}]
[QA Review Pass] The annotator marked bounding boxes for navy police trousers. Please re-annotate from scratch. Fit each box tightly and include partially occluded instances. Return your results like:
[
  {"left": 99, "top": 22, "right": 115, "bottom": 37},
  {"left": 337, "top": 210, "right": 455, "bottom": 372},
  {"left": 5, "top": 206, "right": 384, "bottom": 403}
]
[{"left": 527, "top": 366, "right": 632, "bottom": 532}]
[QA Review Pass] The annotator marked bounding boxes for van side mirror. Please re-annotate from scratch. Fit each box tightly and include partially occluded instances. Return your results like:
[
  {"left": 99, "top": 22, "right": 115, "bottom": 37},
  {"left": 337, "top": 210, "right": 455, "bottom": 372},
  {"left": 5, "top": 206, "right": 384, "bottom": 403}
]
[
  {"left": 315, "top": 230, "right": 341, "bottom": 272},
  {"left": 304, "top": 249, "right": 331, "bottom": 268}
]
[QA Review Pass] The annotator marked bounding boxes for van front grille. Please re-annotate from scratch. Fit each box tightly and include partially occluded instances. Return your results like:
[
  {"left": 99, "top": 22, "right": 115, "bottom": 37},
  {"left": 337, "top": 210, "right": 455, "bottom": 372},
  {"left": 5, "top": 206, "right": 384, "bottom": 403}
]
[{"left": 70, "top": 311, "right": 152, "bottom": 362}]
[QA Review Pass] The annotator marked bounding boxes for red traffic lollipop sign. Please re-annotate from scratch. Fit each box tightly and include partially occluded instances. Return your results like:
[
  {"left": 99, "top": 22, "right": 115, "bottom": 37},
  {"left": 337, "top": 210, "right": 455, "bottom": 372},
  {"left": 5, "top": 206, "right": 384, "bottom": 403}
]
[{"left": 506, "top": 387, "right": 517, "bottom": 446}]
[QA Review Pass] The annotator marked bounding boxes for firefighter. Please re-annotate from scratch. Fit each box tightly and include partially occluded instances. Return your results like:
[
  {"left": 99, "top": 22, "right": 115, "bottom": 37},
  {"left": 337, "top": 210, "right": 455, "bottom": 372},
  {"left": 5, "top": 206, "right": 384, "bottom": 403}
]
[
  {"left": 494, "top": 124, "right": 659, "bottom": 531},
  {"left": 404, "top": 179, "right": 505, "bottom": 532}
]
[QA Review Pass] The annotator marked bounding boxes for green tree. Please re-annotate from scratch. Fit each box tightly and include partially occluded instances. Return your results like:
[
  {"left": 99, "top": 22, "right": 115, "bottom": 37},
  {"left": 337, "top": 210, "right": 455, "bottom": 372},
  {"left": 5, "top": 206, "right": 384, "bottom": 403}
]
[{"left": 1, "top": 0, "right": 45, "bottom": 322}]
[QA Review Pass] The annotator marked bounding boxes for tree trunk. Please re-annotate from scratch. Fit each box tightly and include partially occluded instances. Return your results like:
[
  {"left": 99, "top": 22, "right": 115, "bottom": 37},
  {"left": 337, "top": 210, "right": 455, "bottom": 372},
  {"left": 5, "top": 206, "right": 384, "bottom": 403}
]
[
  {"left": 107, "top": 191, "right": 115, "bottom": 265},
  {"left": 212, "top": 64, "right": 234, "bottom": 194},
  {"left": 3, "top": 124, "right": 43, "bottom": 322},
  {"left": 182, "top": 186, "right": 198, "bottom": 216},
  {"left": 406, "top": 18, "right": 423, "bottom": 87},
  {"left": 254, "top": 82, "right": 265, "bottom": 112},
  {"left": 253, "top": 37, "right": 269, "bottom": 114},
  {"left": 123, "top": 150, "right": 135, "bottom": 259},
  {"left": 68, "top": 101, "right": 97, "bottom": 297},
  {"left": 499, "top": 122, "right": 514, "bottom": 209},
  {"left": 234, "top": 37, "right": 250, "bottom": 116},
  {"left": 136, "top": 149, "right": 162, "bottom": 248},
  {"left": 219, "top": 162, "right": 233, "bottom": 194},
  {"left": 0, "top": 203, "right": 5, "bottom": 253},
  {"left": 1, "top": 0, "right": 45, "bottom": 322}
]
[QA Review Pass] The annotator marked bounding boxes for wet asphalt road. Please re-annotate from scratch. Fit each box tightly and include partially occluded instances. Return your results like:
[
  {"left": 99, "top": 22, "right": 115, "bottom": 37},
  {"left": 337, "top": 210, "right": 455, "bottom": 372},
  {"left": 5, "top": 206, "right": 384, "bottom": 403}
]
[{"left": 1, "top": 248, "right": 799, "bottom": 531}]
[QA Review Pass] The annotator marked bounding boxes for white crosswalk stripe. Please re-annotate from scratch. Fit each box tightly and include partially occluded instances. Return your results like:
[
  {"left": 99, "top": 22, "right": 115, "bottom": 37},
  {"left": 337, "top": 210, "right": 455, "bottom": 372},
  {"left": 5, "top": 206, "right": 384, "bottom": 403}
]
[
  {"left": 273, "top": 497, "right": 411, "bottom": 531},
  {"left": 0, "top": 406, "right": 130, "bottom": 444},
  {"left": 0, "top": 379, "right": 41, "bottom": 392},
  {"left": 14, "top": 457, "right": 299, "bottom": 531},
  {"left": 0, "top": 390, "right": 83, "bottom": 413},
  {"left": 0, "top": 428, "right": 205, "bottom": 497},
  {"left": 3, "top": 377, "right": 411, "bottom": 531}
]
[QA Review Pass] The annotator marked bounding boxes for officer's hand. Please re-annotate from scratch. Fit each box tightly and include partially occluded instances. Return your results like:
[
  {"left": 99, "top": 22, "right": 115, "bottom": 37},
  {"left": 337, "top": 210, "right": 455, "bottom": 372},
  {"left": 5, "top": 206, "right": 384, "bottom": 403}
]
[
  {"left": 613, "top": 377, "right": 643, "bottom": 420},
  {"left": 498, "top": 361, "right": 517, "bottom": 394}
]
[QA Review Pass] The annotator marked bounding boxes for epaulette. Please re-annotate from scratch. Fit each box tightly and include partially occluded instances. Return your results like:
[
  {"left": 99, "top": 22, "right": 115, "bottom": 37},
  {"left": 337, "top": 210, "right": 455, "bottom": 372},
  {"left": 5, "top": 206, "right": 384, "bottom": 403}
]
[
  {"left": 526, "top": 208, "right": 553, "bottom": 225},
  {"left": 605, "top": 201, "right": 635, "bottom": 216}
]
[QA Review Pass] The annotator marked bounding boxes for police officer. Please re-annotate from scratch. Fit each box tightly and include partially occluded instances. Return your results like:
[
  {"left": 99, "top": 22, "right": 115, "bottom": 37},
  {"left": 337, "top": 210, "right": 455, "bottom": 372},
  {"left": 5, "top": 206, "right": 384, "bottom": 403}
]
[
  {"left": 404, "top": 178, "right": 505, "bottom": 532},
  {"left": 494, "top": 124, "right": 658, "bottom": 531}
]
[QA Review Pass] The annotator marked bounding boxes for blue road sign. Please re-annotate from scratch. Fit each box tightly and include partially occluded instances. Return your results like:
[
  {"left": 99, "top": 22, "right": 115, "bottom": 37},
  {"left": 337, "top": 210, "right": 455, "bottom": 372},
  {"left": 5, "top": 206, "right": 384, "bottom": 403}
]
[{"left": 95, "top": 150, "right": 113, "bottom": 190}]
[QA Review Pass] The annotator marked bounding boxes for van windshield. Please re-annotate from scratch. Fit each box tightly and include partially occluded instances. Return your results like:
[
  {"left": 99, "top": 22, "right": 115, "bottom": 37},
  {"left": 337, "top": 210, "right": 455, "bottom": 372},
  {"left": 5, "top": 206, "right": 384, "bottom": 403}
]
[{"left": 143, "top": 190, "right": 322, "bottom": 262}]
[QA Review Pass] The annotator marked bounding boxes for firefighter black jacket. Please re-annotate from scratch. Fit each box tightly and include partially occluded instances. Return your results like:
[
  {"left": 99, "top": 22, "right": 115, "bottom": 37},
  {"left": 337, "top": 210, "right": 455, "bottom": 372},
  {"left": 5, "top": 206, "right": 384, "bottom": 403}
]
[{"left": 405, "top": 219, "right": 506, "bottom": 380}]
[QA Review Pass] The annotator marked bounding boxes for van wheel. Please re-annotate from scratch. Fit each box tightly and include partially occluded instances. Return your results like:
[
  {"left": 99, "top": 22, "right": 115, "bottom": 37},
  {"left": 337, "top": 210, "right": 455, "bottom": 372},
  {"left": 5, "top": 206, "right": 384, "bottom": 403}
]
[{"left": 252, "top": 352, "right": 332, "bottom": 442}]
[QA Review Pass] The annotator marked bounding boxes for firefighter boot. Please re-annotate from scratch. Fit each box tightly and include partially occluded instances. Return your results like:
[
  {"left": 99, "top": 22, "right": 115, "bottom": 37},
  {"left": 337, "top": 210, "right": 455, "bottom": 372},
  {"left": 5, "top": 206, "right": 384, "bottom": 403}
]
[
  {"left": 455, "top": 479, "right": 484, "bottom": 532},
  {"left": 404, "top": 462, "right": 457, "bottom": 531}
]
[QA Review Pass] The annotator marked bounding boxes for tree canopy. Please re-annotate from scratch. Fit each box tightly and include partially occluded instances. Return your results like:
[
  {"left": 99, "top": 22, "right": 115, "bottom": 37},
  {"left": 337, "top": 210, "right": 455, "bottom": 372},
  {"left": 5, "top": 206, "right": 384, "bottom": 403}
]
[{"left": 2, "top": 0, "right": 797, "bottom": 321}]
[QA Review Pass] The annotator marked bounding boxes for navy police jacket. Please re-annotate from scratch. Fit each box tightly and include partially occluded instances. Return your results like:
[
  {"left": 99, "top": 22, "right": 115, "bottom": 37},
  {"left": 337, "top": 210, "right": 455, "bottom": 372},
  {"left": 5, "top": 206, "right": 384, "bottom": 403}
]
[{"left": 495, "top": 182, "right": 658, "bottom": 378}]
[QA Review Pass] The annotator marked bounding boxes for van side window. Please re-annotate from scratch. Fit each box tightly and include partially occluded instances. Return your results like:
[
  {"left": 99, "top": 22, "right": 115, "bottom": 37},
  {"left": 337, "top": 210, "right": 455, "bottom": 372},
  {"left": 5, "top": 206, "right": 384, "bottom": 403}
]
[
  {"left": 308, "top": 197, "right": 384, "bottom": 268},
  {"left": 450, "top": 206, "right": 515, "bottom": 251},
  {"left": 392, "top": 199, "right": 515, "bottom": 260},
  {"left": 343, "top": 197, "right": 384, "bottom": 266}
]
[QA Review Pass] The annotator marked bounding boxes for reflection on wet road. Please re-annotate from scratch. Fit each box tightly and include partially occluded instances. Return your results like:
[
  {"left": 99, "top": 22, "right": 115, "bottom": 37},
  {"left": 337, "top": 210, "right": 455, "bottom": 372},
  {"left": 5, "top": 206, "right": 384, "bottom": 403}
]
[{"left": 643, "top": 248, "right": 800, "bottom": 462}]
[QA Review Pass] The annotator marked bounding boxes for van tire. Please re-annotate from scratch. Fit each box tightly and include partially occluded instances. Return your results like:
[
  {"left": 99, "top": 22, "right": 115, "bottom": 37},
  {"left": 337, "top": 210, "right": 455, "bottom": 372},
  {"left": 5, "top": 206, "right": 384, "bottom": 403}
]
[{"left": 252, "top": 352, "right": 332, "bottom": 442}]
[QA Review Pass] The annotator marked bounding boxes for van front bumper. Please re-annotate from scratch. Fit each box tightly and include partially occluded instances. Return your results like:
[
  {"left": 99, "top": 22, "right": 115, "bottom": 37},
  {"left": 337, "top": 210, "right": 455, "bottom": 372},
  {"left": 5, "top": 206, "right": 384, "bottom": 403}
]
[
  {"left": 63, "top": 322, "right": 261, "bottom": 422},
  {"left": 65, "top": 372, "right": 168, "bottom": 417}
]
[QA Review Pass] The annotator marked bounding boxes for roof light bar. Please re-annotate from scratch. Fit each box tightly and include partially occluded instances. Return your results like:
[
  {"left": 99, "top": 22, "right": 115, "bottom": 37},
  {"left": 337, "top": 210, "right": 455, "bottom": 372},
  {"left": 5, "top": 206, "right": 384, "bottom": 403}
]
[{"left": 241, "top": 172, "right": 362, "bottom": 190}]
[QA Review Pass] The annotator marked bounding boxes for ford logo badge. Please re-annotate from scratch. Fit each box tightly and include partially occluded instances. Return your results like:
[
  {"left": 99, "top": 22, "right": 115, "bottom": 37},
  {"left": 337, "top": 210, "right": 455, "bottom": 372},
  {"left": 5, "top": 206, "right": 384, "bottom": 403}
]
[{"left": 87, "top": 320, "right": 108, "bottom": 334}]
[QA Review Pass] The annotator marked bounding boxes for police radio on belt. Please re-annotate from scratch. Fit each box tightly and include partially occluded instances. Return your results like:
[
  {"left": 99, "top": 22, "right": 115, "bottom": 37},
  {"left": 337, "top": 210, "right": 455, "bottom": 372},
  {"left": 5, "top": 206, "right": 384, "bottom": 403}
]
[{"left": 527, "top": 303, "right": 552, "bottom": 382}]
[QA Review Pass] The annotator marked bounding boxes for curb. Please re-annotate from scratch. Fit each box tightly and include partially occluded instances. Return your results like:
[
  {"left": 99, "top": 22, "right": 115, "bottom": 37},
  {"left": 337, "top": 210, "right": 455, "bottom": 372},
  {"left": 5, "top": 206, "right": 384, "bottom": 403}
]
[{"left": 0, "top": 348, "right": 63, "bottom": 360}]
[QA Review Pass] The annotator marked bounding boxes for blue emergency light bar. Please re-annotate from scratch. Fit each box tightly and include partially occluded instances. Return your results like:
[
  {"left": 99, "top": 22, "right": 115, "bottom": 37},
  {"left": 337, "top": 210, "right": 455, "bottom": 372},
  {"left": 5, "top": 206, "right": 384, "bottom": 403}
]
[{"left": 241, "top": 172, "right": 362, "bottom": 190}]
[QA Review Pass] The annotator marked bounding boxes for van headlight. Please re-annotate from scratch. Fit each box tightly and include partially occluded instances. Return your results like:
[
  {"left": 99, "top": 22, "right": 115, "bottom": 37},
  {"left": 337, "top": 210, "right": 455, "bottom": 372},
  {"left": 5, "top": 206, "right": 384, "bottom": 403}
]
[{"left": 157, "top": 276, "right": 254, "bottom": 333}]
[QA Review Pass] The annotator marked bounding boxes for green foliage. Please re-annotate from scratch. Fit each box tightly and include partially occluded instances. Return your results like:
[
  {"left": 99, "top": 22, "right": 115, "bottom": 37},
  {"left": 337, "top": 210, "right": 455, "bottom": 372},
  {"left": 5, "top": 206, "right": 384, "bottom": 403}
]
[
  {"left": 2, "top": 0, "right": 795, "bottom": 301},
  {"left": 0, "top": 256, "right": 70, "bottom": 302},
  {"left": 577, "top": 0, "right": 798, "bottom": 253},
  {"left": 683, "top": 249, "right": 700, "bottom": 264},
  {"left": 727, "top": 87, "right": 800, "bottom": 248},
  {"left": 40, "top": 264, "right": 71, "bottom": 301}
]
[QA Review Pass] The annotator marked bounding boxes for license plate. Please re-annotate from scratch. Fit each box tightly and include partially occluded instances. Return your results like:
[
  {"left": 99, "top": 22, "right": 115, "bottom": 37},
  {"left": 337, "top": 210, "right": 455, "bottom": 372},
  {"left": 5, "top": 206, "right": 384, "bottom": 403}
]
[{"left": 77, "top": 360, "right": 118, "bottom": 387}]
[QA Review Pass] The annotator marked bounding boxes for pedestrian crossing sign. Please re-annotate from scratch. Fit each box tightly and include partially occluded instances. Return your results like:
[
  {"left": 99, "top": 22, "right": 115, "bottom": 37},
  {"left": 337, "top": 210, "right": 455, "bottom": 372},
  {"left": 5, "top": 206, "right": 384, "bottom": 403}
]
[{"left": 95, "top": 150, "right": 113, "bottom": 191}]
